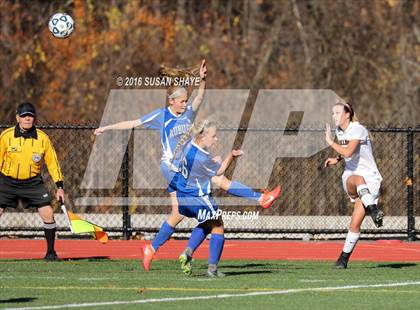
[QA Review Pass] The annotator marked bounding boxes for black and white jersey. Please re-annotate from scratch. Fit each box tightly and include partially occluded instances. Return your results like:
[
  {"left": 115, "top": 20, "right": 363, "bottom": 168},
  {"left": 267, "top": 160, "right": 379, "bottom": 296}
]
[{"left": 335, "top": 122, "right": 382, "bottom": 181}]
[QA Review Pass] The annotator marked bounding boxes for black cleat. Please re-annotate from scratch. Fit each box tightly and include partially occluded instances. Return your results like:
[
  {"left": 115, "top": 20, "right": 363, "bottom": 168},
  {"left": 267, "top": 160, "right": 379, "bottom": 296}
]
[
  {"left": 335, "top": 252, "right": 351, "bottom": 269},
  {"left": 44, "top": 251, "right": 58, "bottom": 261},
  {"left": 366, "top": 205, "right": 384, "bottom": 228}
]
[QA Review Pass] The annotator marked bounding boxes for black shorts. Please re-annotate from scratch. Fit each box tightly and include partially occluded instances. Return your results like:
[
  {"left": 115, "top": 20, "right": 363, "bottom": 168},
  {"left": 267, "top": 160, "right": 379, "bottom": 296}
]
[{"left": 0, "top": 173, "right": 52, "bottom": 209}]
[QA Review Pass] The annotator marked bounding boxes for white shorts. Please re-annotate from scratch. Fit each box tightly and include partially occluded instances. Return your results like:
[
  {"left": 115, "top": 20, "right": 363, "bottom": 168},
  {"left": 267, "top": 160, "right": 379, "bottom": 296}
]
[{"left": 341, "top": 171, "right": 381, "bottom": 204}]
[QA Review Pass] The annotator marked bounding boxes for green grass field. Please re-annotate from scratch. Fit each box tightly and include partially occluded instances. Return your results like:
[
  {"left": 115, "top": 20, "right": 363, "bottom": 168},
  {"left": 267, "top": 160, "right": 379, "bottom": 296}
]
[{"left": 1, "top": 259, "right": 419, "bottom": 309}]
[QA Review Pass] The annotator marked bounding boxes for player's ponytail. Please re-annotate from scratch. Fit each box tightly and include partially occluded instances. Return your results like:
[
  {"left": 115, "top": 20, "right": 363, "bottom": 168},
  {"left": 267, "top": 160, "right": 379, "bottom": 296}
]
[
  {"left": 345, "top": 102, "right": 357, "bottom": 122},
  {"left": 351, "top": 110, "right": 359, "bottom": 122},
  {"left": 159, "top": 64, "right": 200, "bottom": 80},
  {"left": 171, "top": 125, "right": 195, "bottom": 165},
  {"left": 171, "top": 119, "right": 214, "bottom": 164},
  {"left": 160, "top": 62, "right": 201, "bottom": 102}
]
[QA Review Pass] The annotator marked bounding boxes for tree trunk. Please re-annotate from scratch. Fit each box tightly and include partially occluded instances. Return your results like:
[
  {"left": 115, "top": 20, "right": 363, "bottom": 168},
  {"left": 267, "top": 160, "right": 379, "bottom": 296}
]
[
  {"left": 176, "top": 0, "right": 186, "bottom": 25},
  {"left": 153, "top": 0, "right": 161, "bottom": 19},
  {"left": 248, "top": 0, "right": 260, "bottom": 51}
]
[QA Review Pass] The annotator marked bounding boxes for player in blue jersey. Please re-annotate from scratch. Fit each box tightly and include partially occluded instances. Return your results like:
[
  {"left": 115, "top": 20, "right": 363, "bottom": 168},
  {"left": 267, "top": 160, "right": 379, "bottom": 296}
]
[
  {"left": 95, "top": 60, "right": 206, "bottom": 268},
  {"left": 94, "top": 60, "right": 281, "bottom": 271},
  {"left": 174, "top": 120, "right": 281, "bottom": 277}
]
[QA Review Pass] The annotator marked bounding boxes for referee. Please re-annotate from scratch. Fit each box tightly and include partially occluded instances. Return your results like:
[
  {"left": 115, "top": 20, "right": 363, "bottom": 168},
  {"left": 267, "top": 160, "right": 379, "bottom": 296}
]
[{"left": 0, "top": 102, "right": 64, "bottom": 261}]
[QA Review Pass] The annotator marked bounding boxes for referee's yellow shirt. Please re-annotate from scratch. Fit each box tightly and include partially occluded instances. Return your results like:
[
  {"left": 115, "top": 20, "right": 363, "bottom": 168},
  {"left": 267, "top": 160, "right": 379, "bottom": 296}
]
[{"left": 0, "top": 126, "right": 63, "bottom": 183}]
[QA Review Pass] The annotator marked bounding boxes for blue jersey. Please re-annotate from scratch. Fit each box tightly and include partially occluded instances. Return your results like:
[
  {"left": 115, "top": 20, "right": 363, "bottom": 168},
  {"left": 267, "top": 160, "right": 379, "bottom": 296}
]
[
  {"left": 140, "top": 103, "right": 194, "bottom": 167},
  {"left": 176, "top": 141, "right": 221, "bottom": 197}
]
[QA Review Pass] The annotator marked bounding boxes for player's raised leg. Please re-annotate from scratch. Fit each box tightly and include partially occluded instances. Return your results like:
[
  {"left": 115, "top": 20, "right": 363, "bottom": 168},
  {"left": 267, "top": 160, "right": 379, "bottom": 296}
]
[
  {"left": 212, "top": 175, "right": 281, "bottom": 209},
  {"left": 178, "top": 178, "right": 281, "bottom": 273}
]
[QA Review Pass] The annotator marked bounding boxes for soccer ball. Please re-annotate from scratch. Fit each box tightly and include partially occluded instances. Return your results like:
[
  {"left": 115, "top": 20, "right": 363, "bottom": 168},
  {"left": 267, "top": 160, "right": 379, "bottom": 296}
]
[{"left": 48, "top": 13, "right": 74, "bottom": 39}]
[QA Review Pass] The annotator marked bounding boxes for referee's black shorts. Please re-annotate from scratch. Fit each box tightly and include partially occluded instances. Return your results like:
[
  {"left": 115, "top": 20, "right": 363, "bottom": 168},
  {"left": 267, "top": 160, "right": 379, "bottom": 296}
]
[{"left": 0, "top": 173, "right": 52, "bottom": 209}]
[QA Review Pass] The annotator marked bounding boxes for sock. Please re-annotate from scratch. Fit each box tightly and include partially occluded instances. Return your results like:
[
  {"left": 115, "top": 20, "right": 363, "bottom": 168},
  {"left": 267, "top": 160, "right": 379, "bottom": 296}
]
[
  {"left": 43, "top": 222, "right": 56, "bottom": 253},
  {"left": 208, "top": 233, "right": 225, "bottom": 265},
  {"left": 227, "top": 181, "right": 261, "bottom": 201},
  {"left": 187, "top": 225, "right": 208, "bottom": 254},
  {"left": 357, "top": 184, "right": 376, "bottom": 207},
  {"left": 208, "top": 263, "right": 217, "bottom": 272},
  {"left": 342, "top": 230, "right": 360, "bottom": 253},
  {"left": 184, "top": 247, "right": 193, "bottom": 257},
  {"left": 152, "top": 221, "right": 175, "bottom": 252}
]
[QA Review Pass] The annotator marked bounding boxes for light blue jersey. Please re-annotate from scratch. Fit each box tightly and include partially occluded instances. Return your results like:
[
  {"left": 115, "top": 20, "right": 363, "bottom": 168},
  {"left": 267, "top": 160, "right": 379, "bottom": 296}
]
[
  {"left": 139, "top": 103, "right": 195, "bottom": 190},
  {"left": 176, "top": 141, "right": 221, "bottom": 196},
  {"left": 176, "top": 141, "right": 222, "bottom": 222}
]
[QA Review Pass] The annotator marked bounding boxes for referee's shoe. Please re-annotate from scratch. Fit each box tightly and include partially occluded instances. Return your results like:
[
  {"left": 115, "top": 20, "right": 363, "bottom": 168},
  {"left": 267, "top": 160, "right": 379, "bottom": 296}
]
[{"left": 44, "top": 250, "right": 58, "bottom": 261}]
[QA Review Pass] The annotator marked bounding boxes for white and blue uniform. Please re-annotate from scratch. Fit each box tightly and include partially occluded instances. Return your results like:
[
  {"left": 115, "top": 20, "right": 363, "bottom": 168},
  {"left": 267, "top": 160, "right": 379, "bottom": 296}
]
[
  {"left": 140, "top": 103, "right": 195, "bottom": 192},
  {"left": 176, "top": 141, "right": 221, "bottom": 223}
]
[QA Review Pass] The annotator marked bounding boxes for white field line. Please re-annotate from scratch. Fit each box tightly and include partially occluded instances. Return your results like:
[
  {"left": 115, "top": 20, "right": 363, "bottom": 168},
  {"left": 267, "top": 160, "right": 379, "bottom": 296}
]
[{"left": 3, "top": 281, "right": 420, "bottom": 310}]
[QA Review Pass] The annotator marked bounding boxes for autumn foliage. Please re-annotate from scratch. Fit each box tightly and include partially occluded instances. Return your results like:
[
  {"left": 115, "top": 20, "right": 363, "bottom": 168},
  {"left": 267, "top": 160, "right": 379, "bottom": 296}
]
[{"left": 0, "top": 0, "right": 418, "bottom": 125}]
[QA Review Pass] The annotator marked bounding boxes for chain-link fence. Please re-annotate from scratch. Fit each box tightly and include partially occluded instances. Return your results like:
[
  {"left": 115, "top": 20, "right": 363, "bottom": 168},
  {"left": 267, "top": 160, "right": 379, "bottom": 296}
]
[{"left": 0, "top": 124, "right": 418, "bottom": 240}]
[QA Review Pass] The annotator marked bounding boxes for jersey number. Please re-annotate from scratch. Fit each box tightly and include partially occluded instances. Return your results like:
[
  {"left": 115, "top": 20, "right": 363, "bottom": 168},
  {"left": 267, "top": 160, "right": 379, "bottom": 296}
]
[{"left": 181, "top": 158, "right": 189, "bottom": 179}]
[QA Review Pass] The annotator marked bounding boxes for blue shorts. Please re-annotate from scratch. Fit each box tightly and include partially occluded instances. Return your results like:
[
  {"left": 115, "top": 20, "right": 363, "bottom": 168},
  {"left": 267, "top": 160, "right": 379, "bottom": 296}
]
[
  {"left": 160, "top": 161, "right": 178, "bottom": 193},
  {"left": 177, "top": 192, "right": 219, "bottom": 223}
]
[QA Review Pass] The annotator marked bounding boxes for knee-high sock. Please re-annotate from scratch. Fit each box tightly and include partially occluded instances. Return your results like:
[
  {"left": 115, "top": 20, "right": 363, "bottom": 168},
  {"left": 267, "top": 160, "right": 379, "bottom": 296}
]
[
  {"left": 43, "top": 222, "right": 56, "bottom": 253},
  {"left": 186, "top": 224, "right": 209, "bottom": 255},
  {"left": 342, "top": 230, "right": 360, "bottom": 253},
  {"left": 152, "top": 221, "right": 175, "bottom": 252},
  {"left": 227, "top": 181, "right": 261, "bottom": 201},
  {"left": 208, "top": 233, "right": 225, "bottom": 266}
]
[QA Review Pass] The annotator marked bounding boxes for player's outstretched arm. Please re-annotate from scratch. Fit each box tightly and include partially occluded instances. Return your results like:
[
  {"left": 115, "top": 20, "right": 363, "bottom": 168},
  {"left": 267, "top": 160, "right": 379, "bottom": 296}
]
[
  {"left": 216, "top": 149, "right": 243, "bottom": 175},
  {"left": 94, "top": 119, "right": 142, "bottom": 135},
  {"left": 191, "top": 59, "right": 207, "bottom": 112}
]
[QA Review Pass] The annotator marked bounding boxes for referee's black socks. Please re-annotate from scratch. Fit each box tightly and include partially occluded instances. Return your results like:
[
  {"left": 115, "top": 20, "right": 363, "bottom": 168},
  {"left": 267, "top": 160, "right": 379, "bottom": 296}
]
[{"left": 43, "top": 221, "right": 56, "bottom": 254}]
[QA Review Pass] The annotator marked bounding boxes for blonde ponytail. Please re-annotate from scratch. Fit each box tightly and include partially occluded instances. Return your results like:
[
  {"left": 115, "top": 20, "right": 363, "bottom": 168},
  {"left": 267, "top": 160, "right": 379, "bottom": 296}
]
[
  {"left": 159, "top": 64, "right": 200, "bottom": 79},
  {"left": 171, "top": 125, "right": 195, "bottom": 164},
  {"left": 171, "top": 120, "right": 214, "bottom": 163}
]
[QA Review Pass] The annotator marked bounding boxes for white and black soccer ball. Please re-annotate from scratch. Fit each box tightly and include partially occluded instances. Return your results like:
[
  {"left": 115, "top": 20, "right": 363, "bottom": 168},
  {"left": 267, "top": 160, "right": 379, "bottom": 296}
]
[{"left": 48, "top": 13, "right": 74, "bottom": 39}]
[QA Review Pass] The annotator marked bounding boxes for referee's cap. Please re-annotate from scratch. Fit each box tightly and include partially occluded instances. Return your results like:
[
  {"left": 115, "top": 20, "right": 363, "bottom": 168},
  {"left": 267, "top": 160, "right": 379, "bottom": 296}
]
[{"left": 16, "top": 102, "right": 36, "bottom": 117}]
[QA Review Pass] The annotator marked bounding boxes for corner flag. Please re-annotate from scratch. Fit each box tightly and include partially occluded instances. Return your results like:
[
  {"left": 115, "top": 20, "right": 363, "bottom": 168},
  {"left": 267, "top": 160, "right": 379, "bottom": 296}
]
[{"left": 61, "top": 204, "right": 108, "bottom": 243}]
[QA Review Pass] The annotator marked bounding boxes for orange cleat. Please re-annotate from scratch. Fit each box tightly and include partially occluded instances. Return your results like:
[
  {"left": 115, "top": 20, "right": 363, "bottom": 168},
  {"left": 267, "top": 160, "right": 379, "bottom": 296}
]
[
  {"left": 259, "top": 185, "right": 281, "bottom": 209},
  {"left": 142, "top": 244, "right": 155, "bottom": 271}
]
